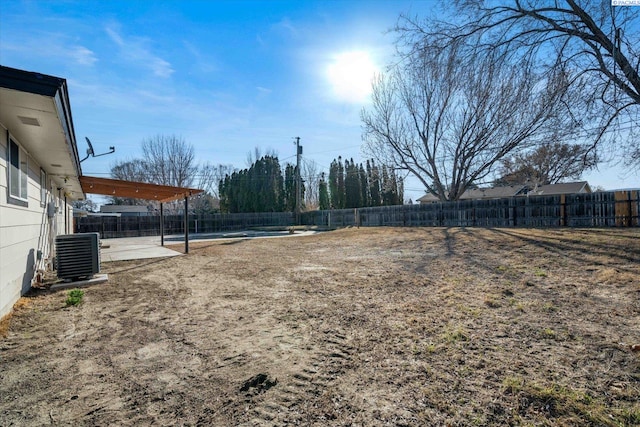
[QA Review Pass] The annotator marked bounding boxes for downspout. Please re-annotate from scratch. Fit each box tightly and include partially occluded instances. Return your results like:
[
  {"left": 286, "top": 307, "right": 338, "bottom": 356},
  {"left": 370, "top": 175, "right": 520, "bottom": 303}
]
[{"left": 50, "top": 189, "right": 59, "bottom": 266}]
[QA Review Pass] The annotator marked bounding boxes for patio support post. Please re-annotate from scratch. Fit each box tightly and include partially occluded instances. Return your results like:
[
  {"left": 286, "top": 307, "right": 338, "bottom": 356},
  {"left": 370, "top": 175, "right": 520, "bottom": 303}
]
[
  {"left": 160, "top": 202, "right": 164, "bottom": 246},
  {"left": 184, "top": 196, "right": 189, "bottom": 254}
]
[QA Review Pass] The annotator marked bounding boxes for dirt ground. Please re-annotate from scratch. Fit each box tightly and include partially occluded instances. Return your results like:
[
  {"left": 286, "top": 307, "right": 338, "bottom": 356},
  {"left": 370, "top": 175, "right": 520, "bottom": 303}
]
[{"left": 1, "top": 227, "right": 639, "bottom": 426}]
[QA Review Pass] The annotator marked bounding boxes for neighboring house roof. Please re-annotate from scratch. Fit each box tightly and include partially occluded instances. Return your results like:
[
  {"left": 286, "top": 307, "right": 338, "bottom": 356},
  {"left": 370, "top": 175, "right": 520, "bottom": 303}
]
[
  {"left": 459, "top": 185, "right": 526, "bottom": 200},
  {"left": 417, "top": 185, "right": 525, "bottom": 203},
  {"left": 526, "top": 181, "right": 591, "bottom": 196},
  {"left": 0, "top": 65, "right": 83, "bottom": 199},
  {"left": 417, "top": 181, "right": 591, "bottom": 203},
  {"left": 73, "top": 208, "right": 121, "bottom": 218},
  {"left": 416, "top": 193, "right": 441, "bottom": 203}
]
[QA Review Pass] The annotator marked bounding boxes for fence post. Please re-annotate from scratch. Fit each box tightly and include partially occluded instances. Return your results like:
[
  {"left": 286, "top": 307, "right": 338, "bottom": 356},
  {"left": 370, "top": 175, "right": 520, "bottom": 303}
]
[
  {"left": 472, "top": 205, "right": 476, "bottom": 227},
  {"left": 508, "top": 198, "right": 515, "bottom": 227},
  {"left": 160, "top": 203, "right": 164, "bottom": 246},
  {"left": 634, "top": 191, "right": 639, "bottom": 227},
  {"left": 184, "top": 197, "right": 189, "bottom": 254},
  {"left": 628, "top": 191, "right": 633, "bottom": 227}
]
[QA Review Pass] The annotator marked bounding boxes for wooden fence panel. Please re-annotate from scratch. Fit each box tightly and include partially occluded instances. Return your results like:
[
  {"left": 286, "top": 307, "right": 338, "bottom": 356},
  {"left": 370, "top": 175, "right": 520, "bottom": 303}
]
[
  {"left": 566, "top": 192, "right": 617, "bottom": 227},
  {"left": 513, "top": 195, "right": 562, "bottom": 227},
  {"left": 615, "top": 190, "right": 640, "bottom": 226}
]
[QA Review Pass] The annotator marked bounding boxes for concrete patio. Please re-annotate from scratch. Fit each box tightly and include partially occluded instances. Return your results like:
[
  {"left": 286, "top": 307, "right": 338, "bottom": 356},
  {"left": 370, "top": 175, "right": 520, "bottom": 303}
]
[
  {"left": 100, "top": 236, "right": 182, "bottom": 262},
  {"left": 99, "top": 230, "right": 319, "bottom": 262}
]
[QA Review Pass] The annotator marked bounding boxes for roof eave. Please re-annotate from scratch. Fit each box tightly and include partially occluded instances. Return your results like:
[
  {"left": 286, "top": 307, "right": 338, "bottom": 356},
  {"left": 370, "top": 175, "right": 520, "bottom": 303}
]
[{"left": 53, "top": 80, "right": 83, "bottom": 183}]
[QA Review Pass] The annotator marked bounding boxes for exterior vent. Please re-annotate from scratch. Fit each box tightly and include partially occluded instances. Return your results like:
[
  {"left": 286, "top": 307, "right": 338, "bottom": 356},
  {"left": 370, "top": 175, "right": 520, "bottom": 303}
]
[
  {"left": 55, "top": 233, "right": 100, "bottom": 280},
  {"left": 17, "top": 115, "right": 41, "bottom": 126}
]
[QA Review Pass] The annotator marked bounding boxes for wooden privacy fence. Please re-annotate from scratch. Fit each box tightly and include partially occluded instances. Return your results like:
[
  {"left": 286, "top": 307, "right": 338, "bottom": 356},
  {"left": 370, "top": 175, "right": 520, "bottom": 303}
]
[
  {"left": 75, "top": 190, "right": 639, "bottom": 238},
  {"left": 76, "top": 211, "right": 295, "bottom": 239},
  {"left": 304, "top": 191, "right": 638, "bottom": 228}
]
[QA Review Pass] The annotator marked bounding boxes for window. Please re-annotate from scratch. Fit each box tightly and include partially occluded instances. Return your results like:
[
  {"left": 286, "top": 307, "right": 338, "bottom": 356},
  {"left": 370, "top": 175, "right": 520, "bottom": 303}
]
[
  {"left": 40, "top": 169, "right": 47, "bottom": 206},
  {"left": 8, "top": 137, "right": 28, "bottom": 205}
]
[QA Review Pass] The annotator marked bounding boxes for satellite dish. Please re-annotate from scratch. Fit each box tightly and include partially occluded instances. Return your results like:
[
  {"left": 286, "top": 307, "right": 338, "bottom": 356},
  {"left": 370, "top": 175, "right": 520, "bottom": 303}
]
[
  {"left": 80, "top": 137, "right": 115, "bottom": 162},
  {"left": 86, "top": 137, "right": 95, "bottom": 157}
]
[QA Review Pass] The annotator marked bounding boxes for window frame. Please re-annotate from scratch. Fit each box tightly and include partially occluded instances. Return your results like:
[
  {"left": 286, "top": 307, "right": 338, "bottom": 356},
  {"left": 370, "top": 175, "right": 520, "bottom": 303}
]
[
  {"left": 7, "top": 135, "right": 29, "bottom": 207},
  {"left": 40, "top": 168, "right": 47, "bottom": 207}
]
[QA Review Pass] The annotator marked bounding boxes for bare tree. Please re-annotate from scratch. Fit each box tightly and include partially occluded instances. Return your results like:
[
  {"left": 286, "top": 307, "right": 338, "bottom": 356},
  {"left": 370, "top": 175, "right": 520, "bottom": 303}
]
[
  {"left": 362, "top": 39, "right": 573, "bottom": 201},
  {"left": 245, "top": 146, "right": 278, "bottom": 168},
  {"left": 496, "top": 142, "right": 597, "bottom": 186},
  {"left": 142, "top": 135, "right": 198, "bottom": 188},
  {"left": 197, "top": 162, "right": 235, "bottom": 199},
  {"left": 109, "top": 158, "right": 150, "bottom": 205},
  {"left": 402, "top": 1, "right": 640, "bottom": 166},
  {"left": 110, "top": 136, "right": 222, "bottom": 212},
  {"left": 71, "top": 198, "right": 98, "bottom": 212},
  {"left": 302, "top": 159, "right": 320, "bottom": 210},
  {"left": 110, "top": 158, "right": 148, "bottom": 182},
  {"left": 190, "top": 162, "right": 236, "bottom": 214}
]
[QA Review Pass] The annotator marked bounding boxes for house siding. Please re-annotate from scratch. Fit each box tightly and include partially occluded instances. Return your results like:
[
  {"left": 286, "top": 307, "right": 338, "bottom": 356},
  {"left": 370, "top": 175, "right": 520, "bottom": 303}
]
[{"left": 0, "top": 126, "right": 72, "bottom": 319}]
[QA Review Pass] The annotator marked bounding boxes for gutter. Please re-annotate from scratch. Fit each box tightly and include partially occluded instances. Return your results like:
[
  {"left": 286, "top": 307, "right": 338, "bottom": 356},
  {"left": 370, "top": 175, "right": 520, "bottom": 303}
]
[{"left": 53, "top": 79, "right": 84, "bottom": 198}]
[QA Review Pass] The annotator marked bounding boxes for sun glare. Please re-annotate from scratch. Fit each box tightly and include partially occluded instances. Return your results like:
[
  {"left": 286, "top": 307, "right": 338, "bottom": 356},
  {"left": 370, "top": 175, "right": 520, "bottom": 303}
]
[{"left": 326, "top": 50, "right": 378, "bottom": 104}]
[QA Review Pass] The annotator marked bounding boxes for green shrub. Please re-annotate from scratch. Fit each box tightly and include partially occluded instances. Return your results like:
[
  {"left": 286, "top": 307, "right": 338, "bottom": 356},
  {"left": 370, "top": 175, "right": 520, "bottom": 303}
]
[{"left": 65, "top": 289, "right": 84, "bottom": 307}]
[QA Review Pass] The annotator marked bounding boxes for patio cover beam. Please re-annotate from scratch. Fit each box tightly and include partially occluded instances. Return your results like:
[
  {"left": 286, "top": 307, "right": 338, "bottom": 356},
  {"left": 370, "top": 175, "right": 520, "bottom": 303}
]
[{"left": 80, "top": 175, "right": 204, "bottom": 253}]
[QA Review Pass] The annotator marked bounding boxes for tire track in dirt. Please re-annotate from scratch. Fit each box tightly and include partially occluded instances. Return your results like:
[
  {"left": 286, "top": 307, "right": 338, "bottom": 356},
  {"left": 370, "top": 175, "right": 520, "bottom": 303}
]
[{"left": 241, "top": 327, "right": 356, "bottom": 426}]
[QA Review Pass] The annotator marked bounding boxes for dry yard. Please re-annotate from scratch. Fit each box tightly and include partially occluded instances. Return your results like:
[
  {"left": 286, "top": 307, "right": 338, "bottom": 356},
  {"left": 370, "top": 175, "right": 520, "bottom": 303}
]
[{"left": 1, "top": 227, "right": 639, "bottom": 426}]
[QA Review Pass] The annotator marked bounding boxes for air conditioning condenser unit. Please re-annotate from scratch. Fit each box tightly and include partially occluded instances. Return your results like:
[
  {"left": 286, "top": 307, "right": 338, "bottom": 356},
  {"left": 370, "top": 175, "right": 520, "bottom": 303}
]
[{"left": 55, "top": 233, "right": 100, "bottom": 280}]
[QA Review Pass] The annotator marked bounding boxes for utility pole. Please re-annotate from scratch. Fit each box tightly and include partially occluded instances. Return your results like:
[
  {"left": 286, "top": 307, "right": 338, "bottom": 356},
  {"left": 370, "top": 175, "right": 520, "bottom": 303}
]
[{"left": 294, "top": 137, "right": 302, "bottom": 224}]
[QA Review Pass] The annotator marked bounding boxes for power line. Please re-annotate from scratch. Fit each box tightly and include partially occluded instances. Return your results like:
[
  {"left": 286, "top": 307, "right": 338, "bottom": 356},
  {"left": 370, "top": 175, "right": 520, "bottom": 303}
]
[{"left": 302, "top": 145, "right": 362, "bottom": 156}]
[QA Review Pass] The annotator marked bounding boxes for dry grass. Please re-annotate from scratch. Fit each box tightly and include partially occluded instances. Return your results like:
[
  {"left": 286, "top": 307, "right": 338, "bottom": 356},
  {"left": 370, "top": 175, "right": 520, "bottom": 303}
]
[
  {"left": 0, "top": 297, "right": 33, "bottom": 338},
  {"left": 0, "top": 314, "right": 11, "bottom": 338},
  {"left": 1, "top": 227, "right": 639, "bottom": 426}
]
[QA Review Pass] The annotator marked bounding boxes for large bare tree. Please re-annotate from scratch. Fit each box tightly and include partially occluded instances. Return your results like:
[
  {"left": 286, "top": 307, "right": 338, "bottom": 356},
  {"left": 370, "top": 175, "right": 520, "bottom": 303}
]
[
  {"left": 400, "top": 0, "right": 640, "bottom": 165},
  {"left": 362, "top": 39, "right": 574, "bottom": 201},
  {"left": 110, "top": 158, "right": 148, "bottom": 182},
  {"left": 109, "top": 135, "right": 230, "bottom": 213},
  {"left": 142, "top": 135, "right": 197, "bottom": 188},
  {"left": 496, "top": 142, "right": 597, "bottom": 186}
]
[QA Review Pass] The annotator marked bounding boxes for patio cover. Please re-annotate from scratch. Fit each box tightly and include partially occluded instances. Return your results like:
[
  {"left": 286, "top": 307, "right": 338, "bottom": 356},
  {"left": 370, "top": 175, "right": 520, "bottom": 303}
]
[
  {"left": 79, "top": 175, "right": 204, "bottom": 253},
  {"left": 79, "top": 175, "right": 203, "bottom": 203}
]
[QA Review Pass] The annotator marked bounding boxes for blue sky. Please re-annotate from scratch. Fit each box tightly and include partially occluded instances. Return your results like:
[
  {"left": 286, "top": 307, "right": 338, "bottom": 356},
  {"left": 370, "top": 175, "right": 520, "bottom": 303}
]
[{"left": 1, "top": 0, "right": 637, "bottom": 204}]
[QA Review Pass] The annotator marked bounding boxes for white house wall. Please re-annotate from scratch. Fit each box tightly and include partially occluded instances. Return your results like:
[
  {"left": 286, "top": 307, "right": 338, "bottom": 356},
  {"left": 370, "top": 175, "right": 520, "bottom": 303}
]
[{"left": 0, "top": 126, "right": 72, "bottom": 319}]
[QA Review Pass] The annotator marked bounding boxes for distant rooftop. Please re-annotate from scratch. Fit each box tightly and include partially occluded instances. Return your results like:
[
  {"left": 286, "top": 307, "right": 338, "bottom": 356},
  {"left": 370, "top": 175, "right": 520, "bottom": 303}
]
[{"left": 417, "top": 181, "right": 591, "bottom": 203}]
